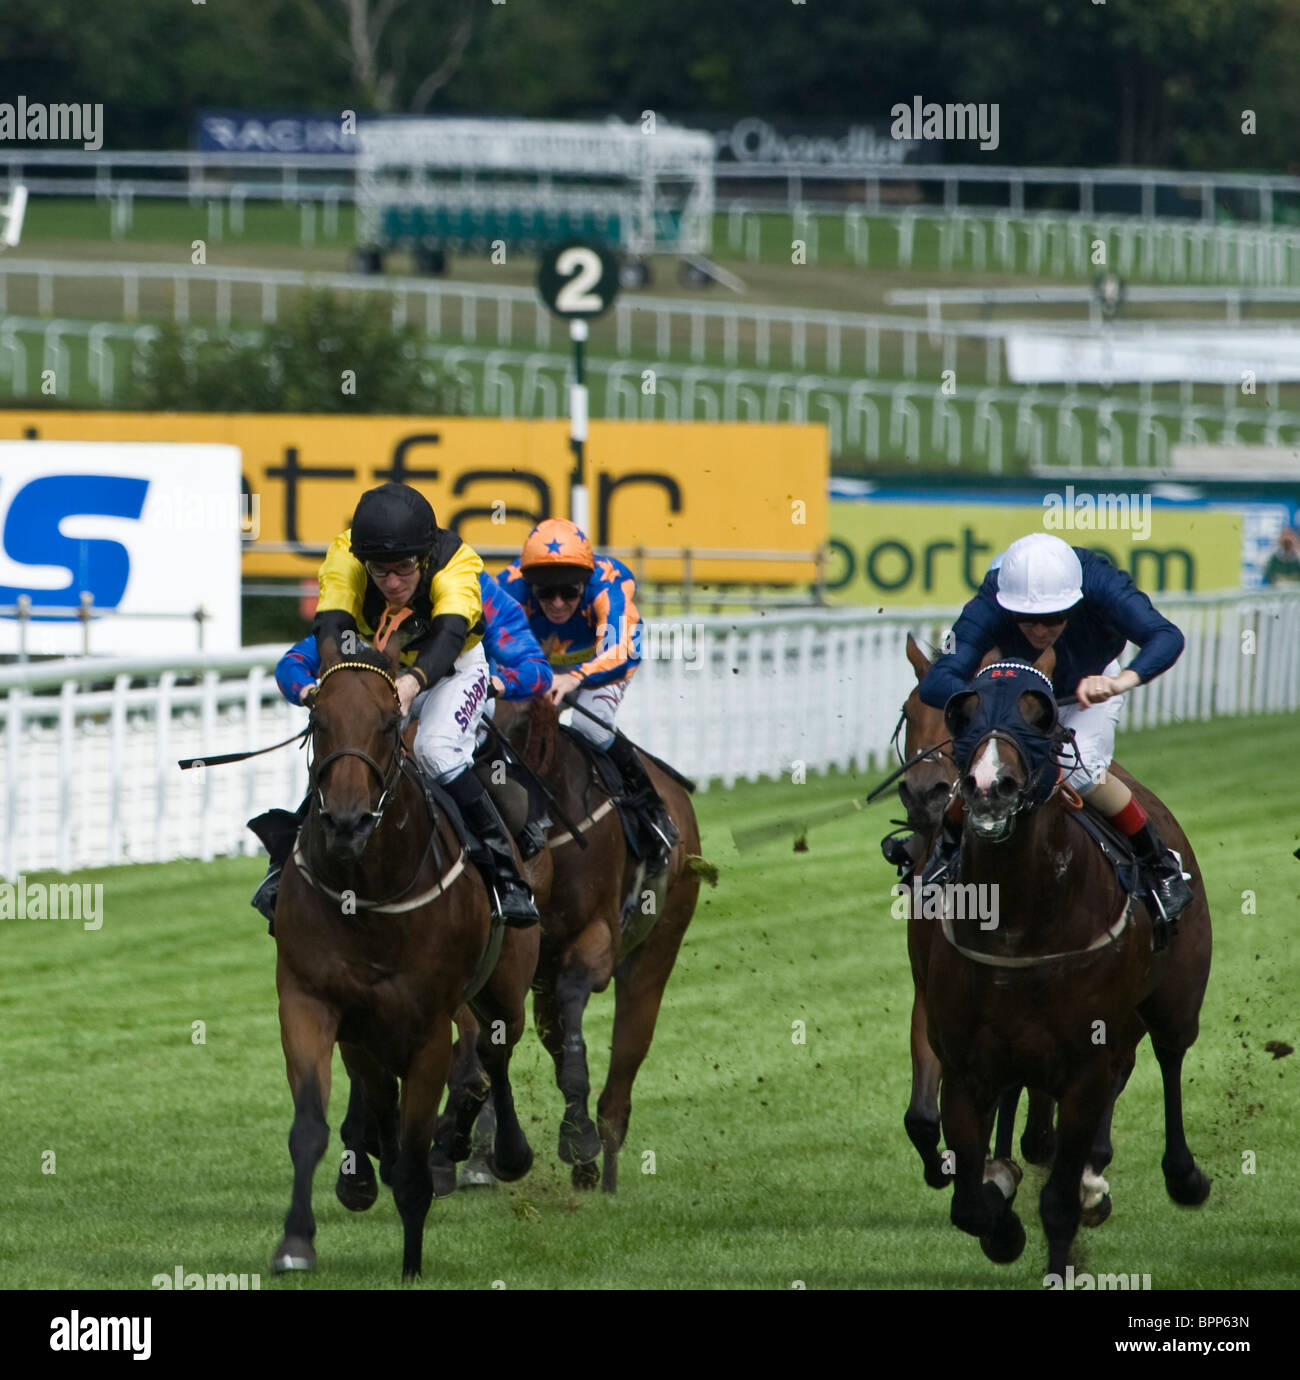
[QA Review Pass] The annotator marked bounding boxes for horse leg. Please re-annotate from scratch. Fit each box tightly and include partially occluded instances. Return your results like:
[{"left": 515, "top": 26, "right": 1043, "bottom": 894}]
[
  {"left": 993, "top": 1087, "right": 1019, "bottom": 1163},
  {"left": 1150, "top": 1041, "right": 1212, "bottom": 1207},
  {"left": 594, "top": 901, "right": 689, "bottom": 1195},
  {"left": 554, "top": 926, "right": 614, "bottom": 1171},
  {"left": 391, "top": 1023, "right": 454, "bottom": 1282},
  {"left": 475, "top": 995, "right": 534, "bottom": 1185},
  {"left": 1022, "top": 1090, "right": 1057, "bottom": 1166},
  {"left": 431, "top": 1010, "right": 491, "bottom": 1198},
  {"left": 1039, "top": 1070, "right": 1111, "bottom": 1278},
  {"left": 336, "top": 1042, "right": 381, "bottom": 1212},
  {"left": 943, "top": 1073, "right": 1024, "bottom": 1263},
  {"left": 904, "top": 988, "right": 949, "bottom": 1189},
  {"left": 271, "top": 983, "right": 338, "bottom": 1273},
  {"left": 1080, "top": 1046, "right": 1136, "bottom": 1227}
]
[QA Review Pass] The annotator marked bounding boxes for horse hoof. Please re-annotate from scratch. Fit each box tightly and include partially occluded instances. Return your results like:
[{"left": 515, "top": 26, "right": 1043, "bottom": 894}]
[
  {"left": 271, "top": 1236, "right": 316, "bottom": 1273},
  {"left": 335, "top": 1168, "right": 379, "bottom": 1212},
  {"left": 488, "top": 1143, "right": 534, "bottom": 1184},
  {"left": 572, "top": 1159, "right": 600, "bottom": 1191},
  {"left": 1081, "top": 1193, "right": 1112, "bottom": 1228},
  {"left": 979, "top": 1213, "right": 1026, "bottom": 1264},
  {"left": 558, "top": 1118, "right": 602, "bottom": 1166},
  {"left": 431, "top": 1158, "right": 458, "bottom": 1200},
  {"left": 924, "top": 1158, "right": 954, "bottom": 1190},
  {"left": 1166, "top": 1166, "right": 1211, "bottom": 1207},
  {"left": 458, "top": 1158, "right": 498, "bottom": 1188}
]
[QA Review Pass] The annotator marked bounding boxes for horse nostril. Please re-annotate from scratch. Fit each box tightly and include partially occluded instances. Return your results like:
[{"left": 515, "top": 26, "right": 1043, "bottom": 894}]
[
  {"left": 995, "top": 776, "right": 1018, "bottom": 800},
  {"left": 928, "top": 781, "right": 951, "bottom": 804},
  {"left": 898, "top": 781, "right": 915, "bottom": 807},
  {"left": 963, "top": 773, "right": 978, "bottom": 796}
]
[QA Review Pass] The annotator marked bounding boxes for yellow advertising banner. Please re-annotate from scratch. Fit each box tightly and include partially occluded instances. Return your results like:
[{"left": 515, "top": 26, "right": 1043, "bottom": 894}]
[
  {"left": 827, "top": 497, "right": 1243, "bottom": 606},
  {"left": 0, "top": 414, "right": 827, "bottom": 583}
]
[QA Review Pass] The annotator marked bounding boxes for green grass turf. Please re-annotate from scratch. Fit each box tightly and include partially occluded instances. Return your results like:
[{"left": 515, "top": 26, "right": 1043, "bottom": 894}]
[{"left": 1, "top": 710, "right": 1296, "bottom": 1289}]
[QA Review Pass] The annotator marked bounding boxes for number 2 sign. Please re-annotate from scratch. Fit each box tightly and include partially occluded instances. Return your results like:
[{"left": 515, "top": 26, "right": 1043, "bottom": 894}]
[{"left": 537, "top": 241, "right": 619, "bottom": 320}]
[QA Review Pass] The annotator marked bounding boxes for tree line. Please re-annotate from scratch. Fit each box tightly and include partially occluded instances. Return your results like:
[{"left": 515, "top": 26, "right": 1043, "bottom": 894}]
[{"left": 1, "top": 0, "right": 1296, "bottom": 171}]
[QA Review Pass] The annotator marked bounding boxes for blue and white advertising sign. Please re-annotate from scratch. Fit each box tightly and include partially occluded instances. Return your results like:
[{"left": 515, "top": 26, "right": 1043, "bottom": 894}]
[
  {"left": 195, "top": 110, "right": 358, "bottom": 155},
  {"left": 0, "top": 442, "right": 243, "bottom": 655}
]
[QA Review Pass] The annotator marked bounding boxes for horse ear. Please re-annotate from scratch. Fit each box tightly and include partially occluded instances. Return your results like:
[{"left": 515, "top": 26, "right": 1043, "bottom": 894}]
[
  {"left": 905, "top": 633, "right": 931, "bottom": 681},
  {"left": 318, "top": 633, "right": 341, "bottom": 673},
  {"left": 977, "top": 646, "right": 1003, "bottom": 671},
  {"left": 1019, "top": 690, "right": 1055, "bottom": 732},
  {"left": 1032, "top": 646, "right": 1057, "bottom": 680},
  {"left": 944, "top": 690, "right": 978, "bottom": 738}
]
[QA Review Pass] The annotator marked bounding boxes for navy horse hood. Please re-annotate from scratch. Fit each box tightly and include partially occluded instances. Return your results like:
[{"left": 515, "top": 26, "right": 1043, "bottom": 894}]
[{"left": 944, "top": 661, "right": 1065, "bottom": 804}]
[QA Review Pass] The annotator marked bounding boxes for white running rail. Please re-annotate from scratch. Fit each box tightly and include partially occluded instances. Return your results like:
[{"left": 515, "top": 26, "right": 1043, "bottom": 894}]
[{"left": 1, "top": 592, "right": 1297, "bottom": 877}]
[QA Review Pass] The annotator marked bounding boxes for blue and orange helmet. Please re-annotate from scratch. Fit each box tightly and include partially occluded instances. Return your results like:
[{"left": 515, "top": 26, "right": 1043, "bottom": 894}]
[{"left": 519, "top": 519, "right": 595, "bottom": 588}]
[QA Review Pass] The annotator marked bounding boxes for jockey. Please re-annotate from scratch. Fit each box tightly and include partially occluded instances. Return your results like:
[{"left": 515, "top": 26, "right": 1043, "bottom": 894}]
[
  {"left": 250, "top": 482, "right": 540, "bottom": 927},
  {"left": 497, "top": 517, "right": 679, "bottom": 872},
  {"left": 905, "top": 532, "right": 1193, "bottom": 927}
]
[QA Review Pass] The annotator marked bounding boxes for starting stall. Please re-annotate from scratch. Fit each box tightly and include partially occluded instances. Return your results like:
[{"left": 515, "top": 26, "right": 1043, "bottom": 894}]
[{"left": 353, "top": 116, "right": 715, "bottom": 287}]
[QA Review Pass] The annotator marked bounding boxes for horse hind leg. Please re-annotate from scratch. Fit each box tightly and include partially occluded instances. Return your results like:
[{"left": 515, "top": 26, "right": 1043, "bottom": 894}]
[
  {"left": 1151, "top": 1042, "right": 1211, "bottom": 1207},
  {"left": 336, "top": 1045, "right": 380, "bottom": 1212},
  {"left": 431, "top": 1015, "right": 491, "bottom": 1197},
  {"left": 551, "top": 943, "right": 609, "bottom": 1174},
  {"left": 478, "top": 1006, "right": 534, "bottom": 1184},
  {"left": 595, "top": 916, "right": 688, "bottom": 1195},
  {"left": 1021, "top": 1090, "right": 1056, "bottom": 1166},
  {"left": 1080, "top": 1046, "right": 1135, "bottom": 1228}
]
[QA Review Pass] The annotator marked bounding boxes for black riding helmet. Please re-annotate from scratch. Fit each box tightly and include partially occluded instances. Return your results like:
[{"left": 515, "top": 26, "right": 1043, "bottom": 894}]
[{"left": 349, "top": 483, "right": 437, "bottom": 562}]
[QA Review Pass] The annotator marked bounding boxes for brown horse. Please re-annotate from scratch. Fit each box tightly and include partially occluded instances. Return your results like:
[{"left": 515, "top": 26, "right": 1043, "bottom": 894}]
[
  {"left": 897, "top": 636, "right": 1056, "bottom": 1187},
  {"left": 271, "top": 638, "right": 538, "bottom": 1280},
  {"left": 923, "top": 649, "right": 1212, "bottom": 1274},
  {"left": 473, "top": 695, "right": 708, "bottom": 1192}
]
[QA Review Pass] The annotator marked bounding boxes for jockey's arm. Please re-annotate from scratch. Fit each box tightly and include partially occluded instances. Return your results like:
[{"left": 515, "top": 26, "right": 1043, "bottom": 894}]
[
  {"left": 406, "top": 615, "right": 470, "bottom": 693},
  {"left": 1081, "top": 559, "right": 1185, "bottom": 693}
]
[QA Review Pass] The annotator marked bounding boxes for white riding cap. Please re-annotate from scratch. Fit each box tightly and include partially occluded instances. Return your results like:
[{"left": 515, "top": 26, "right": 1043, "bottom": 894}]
[{"left": 994, "top": 533, "right": 1083, "bottom": 614}]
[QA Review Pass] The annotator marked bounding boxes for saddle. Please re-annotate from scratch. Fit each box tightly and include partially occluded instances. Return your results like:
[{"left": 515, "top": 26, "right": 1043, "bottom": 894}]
[
  {"left": 1068, "top": 804, "right": 1142, "bottom": 900},
  {"left": 558, "top": 727, "right": 668, "bottom": 953},
  {"left": 559, "top": 726, "right": 659, "bottom": 865}
]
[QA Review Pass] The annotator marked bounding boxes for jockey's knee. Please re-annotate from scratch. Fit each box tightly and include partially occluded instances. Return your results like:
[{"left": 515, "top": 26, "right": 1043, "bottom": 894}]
[
  {"left": 566, "top": 712, "right": 615, "bottom": 752},
  {"left": 415, "top": 740, "right": 474, "bottom": 785},
  {"left": 1078, "top": 770, "right": 1132, "bottom": 815}
]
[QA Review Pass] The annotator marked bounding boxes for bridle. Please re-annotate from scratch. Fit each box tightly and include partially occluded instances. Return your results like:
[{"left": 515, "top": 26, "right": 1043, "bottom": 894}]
[{"left": 307, "top": 660, "right": 405, "bottom": 832}]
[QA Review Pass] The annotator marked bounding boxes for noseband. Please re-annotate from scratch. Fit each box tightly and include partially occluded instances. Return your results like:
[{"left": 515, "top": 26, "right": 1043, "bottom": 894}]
[{"left": 308, "top": 660, "right": 405, "bottom": 830}]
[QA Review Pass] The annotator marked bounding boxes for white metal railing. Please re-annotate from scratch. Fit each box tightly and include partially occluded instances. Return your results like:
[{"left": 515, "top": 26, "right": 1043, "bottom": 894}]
[
  {"left": 1, "top": 592, "right": 1296, "bottom": 877},
  {"left": 9, "top": 149, "right": 1300, "bottom": 224}
]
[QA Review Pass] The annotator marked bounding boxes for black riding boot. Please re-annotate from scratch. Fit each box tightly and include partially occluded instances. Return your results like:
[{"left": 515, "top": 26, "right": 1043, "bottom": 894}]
[
  {"left": 605, "top": 733, "right": 679, "bottom": 872},
  {"left": 444, "top": 769, "right": 539, "bottom": 928},
  {"left": 247, "top": 794, "right": 311, "bottom": 933},
  {"left": 920, "top": 813, "right": 962, "bottom": 887},
  {"left": 1128, "top": 820, "right": 1192, "bottom": 943},
  {"left": 881, "top": 829, "right": 929, "bottom": 880}
]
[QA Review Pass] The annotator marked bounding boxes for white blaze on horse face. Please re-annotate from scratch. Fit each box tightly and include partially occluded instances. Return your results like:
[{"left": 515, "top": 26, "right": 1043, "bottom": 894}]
[{"left": 971, "top": 737, "right": 1003, "bottom": 795}]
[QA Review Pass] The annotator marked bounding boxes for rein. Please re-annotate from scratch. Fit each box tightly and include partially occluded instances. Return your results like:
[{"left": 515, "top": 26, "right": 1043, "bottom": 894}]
[{"left": 300, "top": 659, "right": 462, "bottom": 914}]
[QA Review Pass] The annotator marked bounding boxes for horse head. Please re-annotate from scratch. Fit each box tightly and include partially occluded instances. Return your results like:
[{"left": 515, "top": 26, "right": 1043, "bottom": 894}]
[
  {"left": 899, "top": 637, "right": 1006, "bottom": 835},
  {"left": 309, "top": 634, "right": 406, "bottom": 863},
  {"left": 944, "top": 648, "right": 1059, "bottom": 842}
]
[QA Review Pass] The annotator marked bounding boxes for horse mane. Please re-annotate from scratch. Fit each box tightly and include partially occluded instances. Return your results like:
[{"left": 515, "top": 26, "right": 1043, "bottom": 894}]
[{"left": 523, "top": 697, "right": 559, "bottom": 776}]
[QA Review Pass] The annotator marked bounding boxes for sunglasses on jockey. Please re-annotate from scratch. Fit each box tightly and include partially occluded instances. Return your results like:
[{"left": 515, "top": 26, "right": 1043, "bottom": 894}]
[
  {"left": 531, "top": 582, "right": 584, "bottom": 603},
  {"left": 1014, "top": 609, "right": 1070, "bottom": 628}
]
